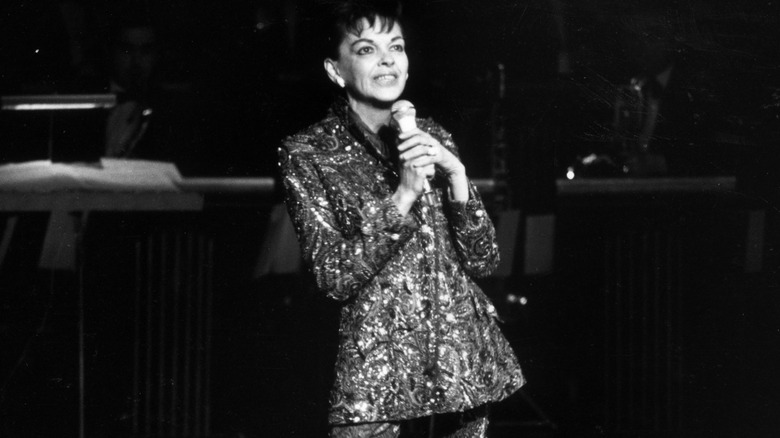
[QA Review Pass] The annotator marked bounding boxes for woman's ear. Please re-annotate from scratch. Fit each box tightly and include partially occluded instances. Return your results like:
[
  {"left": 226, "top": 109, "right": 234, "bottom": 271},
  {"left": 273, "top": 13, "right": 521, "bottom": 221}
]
[{"left": 324, "top": 59, "right": 346, "bottom": 88}]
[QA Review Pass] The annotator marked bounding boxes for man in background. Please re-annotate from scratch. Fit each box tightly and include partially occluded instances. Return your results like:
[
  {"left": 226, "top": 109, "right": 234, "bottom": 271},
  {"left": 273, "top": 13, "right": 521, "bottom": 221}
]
[{"left": 103, "top": 12, "right": 206, "bottom": 175}]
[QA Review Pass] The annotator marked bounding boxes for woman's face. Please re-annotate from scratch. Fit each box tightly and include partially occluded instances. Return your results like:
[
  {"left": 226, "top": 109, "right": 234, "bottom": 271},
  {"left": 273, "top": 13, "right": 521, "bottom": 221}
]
[{"left": 325, "top": 18, "right": 408, "bottom": 109}]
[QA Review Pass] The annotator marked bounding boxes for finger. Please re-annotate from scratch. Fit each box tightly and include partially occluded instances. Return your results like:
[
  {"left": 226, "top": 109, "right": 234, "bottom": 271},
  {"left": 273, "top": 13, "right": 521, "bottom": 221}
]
[
  {"left": 417, "top": 144, "right": 440, "bottom": 161},
  {"left": 423, "top": 163, "right": 435, "bottom": 178},
  {"left": 397, "top": 128, "right": 425, "bottom": 141},
  {"left": 409, "top": 157, "right": 436, "bottom": 175},
  {"left": 413, "top": 163, "right": 435, "bottom": 179},
  {"left": 397, "top": 137, "right": 422, "bottom": 153},
  {"left": 408, "top": 155, "right": 438, "bottom": 169},
  {"left": 397, "top": 134, "right": 437, "bottom": 152},
  {"left": 399, "top": 144, "right": 436, "bottom": 162}
]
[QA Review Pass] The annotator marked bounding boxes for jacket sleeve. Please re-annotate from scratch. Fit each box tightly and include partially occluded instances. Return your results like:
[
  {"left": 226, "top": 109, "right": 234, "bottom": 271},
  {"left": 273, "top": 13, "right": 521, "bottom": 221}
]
[
  {"left": 425, "top": 122, "right": 501, "bottom": 278},
  {"left": 278, "top": 137, "right": 419, "bottom": 301},
  {"left": 444, "top": 183, "right": 500, "bottom": 277}
]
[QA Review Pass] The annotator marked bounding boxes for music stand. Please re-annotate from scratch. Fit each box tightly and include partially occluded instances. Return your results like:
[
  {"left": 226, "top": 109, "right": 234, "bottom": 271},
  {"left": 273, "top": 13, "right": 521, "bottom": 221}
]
[{"left": 1, "top": 94, "right": 116, "bottom": 163}]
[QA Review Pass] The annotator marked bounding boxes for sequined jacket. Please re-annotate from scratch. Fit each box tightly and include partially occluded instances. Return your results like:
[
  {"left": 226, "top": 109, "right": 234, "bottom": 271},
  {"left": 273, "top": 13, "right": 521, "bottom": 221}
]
[{"left": 279, "top": 100, "right": 525, "bottom": 425}]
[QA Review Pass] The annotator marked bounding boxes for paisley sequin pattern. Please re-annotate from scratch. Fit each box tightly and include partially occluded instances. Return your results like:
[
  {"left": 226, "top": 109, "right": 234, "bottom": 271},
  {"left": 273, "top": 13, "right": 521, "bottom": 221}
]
[{"left": 279, "top": 100, "right": 525, "bottom": 425}]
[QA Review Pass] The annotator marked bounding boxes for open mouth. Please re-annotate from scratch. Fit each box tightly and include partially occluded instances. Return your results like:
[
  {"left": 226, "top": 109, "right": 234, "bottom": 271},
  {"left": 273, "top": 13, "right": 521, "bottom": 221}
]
[{"left": 374, "top": 74, "right": 398, "bottom": 84}]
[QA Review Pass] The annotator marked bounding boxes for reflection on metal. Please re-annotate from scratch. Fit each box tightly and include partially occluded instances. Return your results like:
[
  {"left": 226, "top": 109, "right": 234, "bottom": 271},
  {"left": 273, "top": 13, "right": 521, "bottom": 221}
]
[
  {"left": 177, "top": 177, "right": 496, "bottom": 197},
  {"left": 1, "top": 94, "right": 117, "bottom": 111},
  {"left": 132, "top": 229, "right": 213, "bottom": 437},
  {"left": 604, "top": 229, "right": 683, "bottom": 436},
  {"left": 556, "top": 176, "right": 736, "bottom": 195}
]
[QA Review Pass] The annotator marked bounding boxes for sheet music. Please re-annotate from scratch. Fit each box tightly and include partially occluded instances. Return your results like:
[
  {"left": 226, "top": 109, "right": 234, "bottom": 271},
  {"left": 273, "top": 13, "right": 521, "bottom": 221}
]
[{"left": 0, "top": 158, "right": 182, "bottom": 192}]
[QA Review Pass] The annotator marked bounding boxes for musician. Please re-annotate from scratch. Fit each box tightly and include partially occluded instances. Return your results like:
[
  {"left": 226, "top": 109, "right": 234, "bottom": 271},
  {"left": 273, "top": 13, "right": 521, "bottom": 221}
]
[{"left": 103, "top": 11, "right": 205, "bottom": 175}]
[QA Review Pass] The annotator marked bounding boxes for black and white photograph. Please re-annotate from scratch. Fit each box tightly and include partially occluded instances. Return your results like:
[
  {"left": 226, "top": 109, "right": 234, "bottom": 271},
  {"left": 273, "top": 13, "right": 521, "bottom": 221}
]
[{"left": 1, "top": 1, "right": 778, "bottom": 437}]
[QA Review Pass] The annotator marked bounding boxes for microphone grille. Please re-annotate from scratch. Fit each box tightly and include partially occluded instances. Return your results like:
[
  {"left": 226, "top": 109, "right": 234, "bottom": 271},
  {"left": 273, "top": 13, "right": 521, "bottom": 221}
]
[{"left": 391, "top": 100, "right": 415, "bottom": 115}]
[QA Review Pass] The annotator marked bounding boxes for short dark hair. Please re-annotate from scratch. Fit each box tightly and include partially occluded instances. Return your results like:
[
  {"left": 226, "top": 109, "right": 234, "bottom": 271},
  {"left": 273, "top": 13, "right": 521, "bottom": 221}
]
[{"left": 321, "top": 0, "right": 404, "bottom": 60}]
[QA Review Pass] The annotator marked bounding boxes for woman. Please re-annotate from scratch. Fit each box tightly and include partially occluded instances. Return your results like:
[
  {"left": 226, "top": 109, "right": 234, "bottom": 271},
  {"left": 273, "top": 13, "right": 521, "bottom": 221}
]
[{"left": 278, "top": 1, "right": 524, "bottom": 436}]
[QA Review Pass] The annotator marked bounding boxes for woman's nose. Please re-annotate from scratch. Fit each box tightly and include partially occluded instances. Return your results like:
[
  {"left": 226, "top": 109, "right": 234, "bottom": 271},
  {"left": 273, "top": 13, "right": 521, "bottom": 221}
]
[{"left": 378, "top": 50, "right": 395, "bottom": 66}]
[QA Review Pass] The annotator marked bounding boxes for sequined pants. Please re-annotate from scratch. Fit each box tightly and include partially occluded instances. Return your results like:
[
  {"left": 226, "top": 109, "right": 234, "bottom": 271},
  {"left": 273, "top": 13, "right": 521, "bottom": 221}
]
[{"left": 329, "top": 405, "right": 488, "bottom": 438}]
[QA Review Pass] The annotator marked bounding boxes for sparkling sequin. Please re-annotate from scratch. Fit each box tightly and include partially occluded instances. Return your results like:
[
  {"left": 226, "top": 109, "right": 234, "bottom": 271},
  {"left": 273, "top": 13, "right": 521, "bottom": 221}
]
[{"left": 278, "top": 99, "right": 524, "bottom": 425}]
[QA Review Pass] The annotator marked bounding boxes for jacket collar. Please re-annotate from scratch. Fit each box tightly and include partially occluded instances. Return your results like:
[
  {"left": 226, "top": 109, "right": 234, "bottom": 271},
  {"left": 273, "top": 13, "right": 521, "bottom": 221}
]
[{"left": 330, "top": 98, "right": 397, "bottom": 172}]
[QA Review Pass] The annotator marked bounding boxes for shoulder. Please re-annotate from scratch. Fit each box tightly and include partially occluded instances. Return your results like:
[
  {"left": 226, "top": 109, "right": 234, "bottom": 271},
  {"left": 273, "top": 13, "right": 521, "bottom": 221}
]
[
  {"left": 281, "top": 113, "right": 343, "bottom": 154},
  {"left": 417, "top": 117, "right": 456, "bottom": 150},
  {"left": 278, "top": 113, "right": 349, "bottom": 171}
]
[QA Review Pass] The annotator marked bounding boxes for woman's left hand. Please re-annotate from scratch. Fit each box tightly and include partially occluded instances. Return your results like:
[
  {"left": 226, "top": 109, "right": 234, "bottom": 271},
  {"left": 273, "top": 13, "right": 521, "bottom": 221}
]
[
  {"left": 397, "top": 129, "right": 469, "bottom": 202},
  {"left": 397, "top": 129, "right": 464, "bottom": 178}
]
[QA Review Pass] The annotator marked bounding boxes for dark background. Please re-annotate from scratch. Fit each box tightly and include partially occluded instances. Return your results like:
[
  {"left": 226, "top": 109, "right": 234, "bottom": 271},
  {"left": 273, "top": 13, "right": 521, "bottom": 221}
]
[
  {"left": 1, "top": 1, "right": 779, "bottom": 437},
  {"left": 2, "top": 0, "right": 778, "bottom": 180}
]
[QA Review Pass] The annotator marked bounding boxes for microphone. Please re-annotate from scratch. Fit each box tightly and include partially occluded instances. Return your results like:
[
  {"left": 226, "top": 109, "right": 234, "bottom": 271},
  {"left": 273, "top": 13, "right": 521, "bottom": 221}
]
[{"left": 391, "top": 100, "right": 434, "bottom": 197}]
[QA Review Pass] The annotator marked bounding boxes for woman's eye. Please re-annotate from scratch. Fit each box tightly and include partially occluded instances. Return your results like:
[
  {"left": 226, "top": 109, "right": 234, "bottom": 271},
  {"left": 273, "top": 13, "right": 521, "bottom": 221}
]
[
  {"left": 391, "top": 44, "right": 405, "bottom": 52},
  {"left": 356, "top": 46, "right": 373, "bottom": 55}
]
